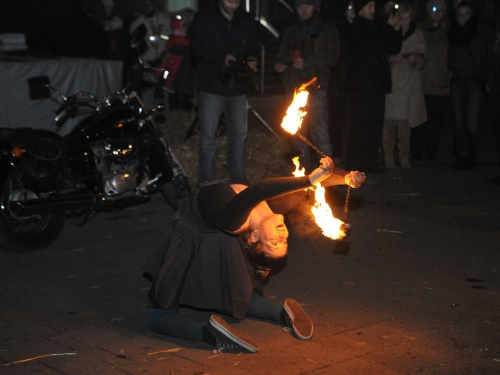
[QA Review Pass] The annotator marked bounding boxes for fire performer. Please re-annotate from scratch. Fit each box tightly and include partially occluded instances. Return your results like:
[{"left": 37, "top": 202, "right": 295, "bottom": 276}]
[{"left": 143, "top": 157, "right": 366, "bottom": 353}]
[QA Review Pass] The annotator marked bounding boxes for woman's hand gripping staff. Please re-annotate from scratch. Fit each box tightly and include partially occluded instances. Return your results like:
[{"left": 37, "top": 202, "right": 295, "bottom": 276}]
[{"left": 309, "top": 157, "right": 335, "bottom": 186}]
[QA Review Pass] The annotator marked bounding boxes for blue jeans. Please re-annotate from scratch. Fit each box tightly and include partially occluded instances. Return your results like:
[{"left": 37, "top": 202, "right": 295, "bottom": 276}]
[
  {"left": 147, "top": 294, "right": 284, "bottom": 342},
  {"left": 198, "top": 91, "right": 248, "bottom": 183},
  {"left": 450, "top": 78, "right": 484, "bottom": 157}
]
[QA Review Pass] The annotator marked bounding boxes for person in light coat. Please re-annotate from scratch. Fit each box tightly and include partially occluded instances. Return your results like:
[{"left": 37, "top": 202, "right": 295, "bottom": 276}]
[{"left": 383, "top": 3, "right": 427, "bottom": 169}]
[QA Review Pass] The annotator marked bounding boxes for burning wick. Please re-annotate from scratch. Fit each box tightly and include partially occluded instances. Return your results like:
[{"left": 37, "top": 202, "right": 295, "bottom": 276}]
[
  {"left": 292, "top": 157, "right": 347, "bottom": 240},
  {"left": 280, "top": 77, "right": 328, "bottom": 158},
  {"left": 280, "top": 78, "right": 316, "bottom": 135}
]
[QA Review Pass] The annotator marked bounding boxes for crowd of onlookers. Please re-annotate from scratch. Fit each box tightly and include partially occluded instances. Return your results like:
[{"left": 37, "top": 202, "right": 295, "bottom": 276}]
[
  {"left": 299, "top": 0, "right": 499, "bottom": 186},
  {"left": 87, "top": 0, "right": 500, "bottom": 188},
  {"left": 1, "top": 0, "right": 499, "bottom": 185}
]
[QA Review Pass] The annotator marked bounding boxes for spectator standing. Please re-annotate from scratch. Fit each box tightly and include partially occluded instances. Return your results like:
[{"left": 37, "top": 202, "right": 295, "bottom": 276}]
[
  {"left": 383, "top": 3, "right": 427, "bottom": 169},
  {"left": 411, "top": 0, "right": 451, "bottom": 164},
  {"left": 101, "top": 0, "right": 125, "bottom": 60},
  {"left": 190, "top": 0, "right": 259, "bottom": 184},
  {"left": 155, "top": 10, "right": 193, "bottom": 109},
  {"left": 275, "top": 0, "right": 340, "bottom": 173},
  {"left": 447, "top": 1, "right": 494, "bottom": 169},
  {"left": 328, "top": 1, "right": 355, "bottom": 167},
  {"left": 129, "top": 0, "right": 171, "bottom": 109},
  {"left": 343, "top": 0, "right": 402, "bottom": 174},
  {"left": 485, "top": 22, "right": 500, "bottom": 185}
]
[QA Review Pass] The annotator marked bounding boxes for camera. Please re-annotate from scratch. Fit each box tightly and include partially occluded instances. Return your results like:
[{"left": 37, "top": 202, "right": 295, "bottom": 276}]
[{"left": 220, "top": 59, "right": 254, "bottom": 85}]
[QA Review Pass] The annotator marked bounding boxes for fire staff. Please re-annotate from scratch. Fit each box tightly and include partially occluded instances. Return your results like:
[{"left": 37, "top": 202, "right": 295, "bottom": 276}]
[{"left": 143, "top": 157, "right": 365, "bottom": 353}]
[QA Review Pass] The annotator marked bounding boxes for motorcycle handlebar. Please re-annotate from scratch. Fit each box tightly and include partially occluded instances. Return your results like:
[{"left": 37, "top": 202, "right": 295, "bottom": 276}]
[{"left": 54, "top": 99, "right": 70, "bottom": 116}]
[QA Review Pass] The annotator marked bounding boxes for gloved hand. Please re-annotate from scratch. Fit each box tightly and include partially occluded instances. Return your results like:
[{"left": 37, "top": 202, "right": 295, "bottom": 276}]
[{"left": 309, "top": 157, "right": 334, "bottom": 186}]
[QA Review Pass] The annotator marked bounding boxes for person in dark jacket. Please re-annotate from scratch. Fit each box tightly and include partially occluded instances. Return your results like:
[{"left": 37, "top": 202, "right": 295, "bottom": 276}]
[
  {"left": 143, "top": 157, "right": 366, "bottom": 352},
  {"left": 343, "top": 0, "right": 402, "bottom": 174},
  {"left": 411, "top": 0, "right": 451, "bottom": 164},
  {"left": 190, "top": 0, "right": 259, "bottom": 184},
  {"left": 328, "top": 1, "right": 355, "bottom": 166},
  {"left": 274, "top": 0, "right": 340, "bottom": 173},
  {"left": 447, "top": 1, "right": 495, "bottom": 170}
]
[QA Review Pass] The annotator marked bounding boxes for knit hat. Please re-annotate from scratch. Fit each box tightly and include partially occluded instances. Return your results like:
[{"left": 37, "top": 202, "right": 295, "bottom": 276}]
[
  {"left": 353, "top": 0, "right": 372, "bottom": 14},
  {"left": 426, "top": 0, "right": 447, "bottom": 12},
  {"left": 294, "top": 0, "right": 317, "bottom": 8}
]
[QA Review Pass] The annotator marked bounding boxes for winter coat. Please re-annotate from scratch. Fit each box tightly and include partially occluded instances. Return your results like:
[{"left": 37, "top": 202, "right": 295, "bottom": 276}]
[
  {"left": 347, "top": 16, "right": 403, "bottom": 94},
  {"left": 485, "top": 45, "right": 500, "bottom": 96},
  {"left": 276, "top": 14, "right": 340, "bottom": 92},
  {"left": 130, "top": 11, "right": 171, "bottom": 64},
  {"left": 329, "top": 17, "right": 352, "bottom": 93},
  {"left": 189, "top": 4, "right": 259, "bottom": 96},
  {"left": 419, "top": 23, "right": 451, "bottom": 96},
  {"left": 448, "top": 15, "right": 495, "bottom": 81},
  {"left": 385, "top": 23, "right": 427, "bottom": 128}
]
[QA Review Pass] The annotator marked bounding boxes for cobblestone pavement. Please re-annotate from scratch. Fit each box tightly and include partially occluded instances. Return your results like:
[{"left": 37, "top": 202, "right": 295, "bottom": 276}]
[{"left": 1, "top": 99, "right": 500, "bottom": 374}]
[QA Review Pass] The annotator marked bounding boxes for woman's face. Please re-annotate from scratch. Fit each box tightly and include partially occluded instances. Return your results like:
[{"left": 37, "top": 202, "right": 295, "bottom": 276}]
[
  {"left": 400, "top": 11, "right": 412, "bottom": 32},
  {"left": 428, "top": 6, "right": 445, "bottom": 26},
  {"left": 345, "top": 2, "right": 355, "bottom": 23},
  {"left": 456, "top": 5, "right": 473, "bottom": 26},
  {"left": 256, "top": 214, "right": 289, "bottom": 257}
]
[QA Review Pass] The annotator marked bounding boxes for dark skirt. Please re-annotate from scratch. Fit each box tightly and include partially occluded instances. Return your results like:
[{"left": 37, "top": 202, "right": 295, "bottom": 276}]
[{"left": 143, "top": 187, "right": 258, "bottom": 320}]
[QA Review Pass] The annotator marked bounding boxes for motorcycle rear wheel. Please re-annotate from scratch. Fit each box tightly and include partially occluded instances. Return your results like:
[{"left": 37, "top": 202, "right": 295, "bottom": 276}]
[{"left": 0, "top": 170, "right": 65, "bottom": 252}]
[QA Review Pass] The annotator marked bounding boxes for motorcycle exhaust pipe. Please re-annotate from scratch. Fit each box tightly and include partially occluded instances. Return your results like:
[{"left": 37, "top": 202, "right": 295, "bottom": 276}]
[
  {"left": 9, "top": 191, "right": 98, "bottom": 216},
  {"left": 9, "top": 191, "right": 150, "bottom": 216}
]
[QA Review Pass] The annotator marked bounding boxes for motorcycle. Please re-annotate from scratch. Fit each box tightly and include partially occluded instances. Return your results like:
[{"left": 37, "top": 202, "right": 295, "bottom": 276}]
[{"left": 0, "top": 64, "right": 191, "bottom": 253}]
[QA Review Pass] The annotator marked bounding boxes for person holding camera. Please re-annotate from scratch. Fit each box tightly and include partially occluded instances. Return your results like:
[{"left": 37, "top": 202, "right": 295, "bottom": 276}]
[
  {"left": 190, "top": 0, "right": 259, "bottom": 184},
  {"left": 274, "top": 0, "right": 340, "bottom": 173}
]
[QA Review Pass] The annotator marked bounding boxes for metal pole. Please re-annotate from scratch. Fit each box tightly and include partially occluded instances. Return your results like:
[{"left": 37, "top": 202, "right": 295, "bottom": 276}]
[{"left": 260, "top": 43, "right": 265, "bottom": 95}]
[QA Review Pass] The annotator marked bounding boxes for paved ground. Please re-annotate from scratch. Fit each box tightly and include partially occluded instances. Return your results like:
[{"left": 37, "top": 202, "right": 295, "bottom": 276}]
[{"left": 1, "top": 97, "right": 500, "bottom": 374}]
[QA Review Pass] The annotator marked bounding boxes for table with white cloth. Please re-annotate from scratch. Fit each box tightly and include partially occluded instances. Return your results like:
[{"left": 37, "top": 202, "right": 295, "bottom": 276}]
[{"left": 0, "top": 57, "right": 123, "bottom": 135}]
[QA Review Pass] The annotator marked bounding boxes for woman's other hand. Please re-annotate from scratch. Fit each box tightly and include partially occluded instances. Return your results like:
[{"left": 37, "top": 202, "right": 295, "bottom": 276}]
[{"left": 345, "top": 171, "right": 366, "bottom": 188}]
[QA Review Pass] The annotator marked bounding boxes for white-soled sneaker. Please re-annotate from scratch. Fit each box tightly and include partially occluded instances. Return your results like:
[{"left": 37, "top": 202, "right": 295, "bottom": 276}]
[
  {"left": 207, "top": 315, "right": 259, "bottom": 353},
  {"left": 284, "top": 298, "right": 313, "bottom": 340}
]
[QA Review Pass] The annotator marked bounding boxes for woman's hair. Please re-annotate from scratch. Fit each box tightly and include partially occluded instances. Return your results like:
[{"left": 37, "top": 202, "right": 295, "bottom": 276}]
[
  {"left": 239, "top": 231, "right": 288, "bottom": 283},
  {"left": 398, "top": 2, "right": 415, "bottom": 20}
]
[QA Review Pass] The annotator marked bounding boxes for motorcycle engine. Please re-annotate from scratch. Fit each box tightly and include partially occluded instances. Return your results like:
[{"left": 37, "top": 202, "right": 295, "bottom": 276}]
[{"left": 90, "top": 138, "right": 144, "bottom": 196}]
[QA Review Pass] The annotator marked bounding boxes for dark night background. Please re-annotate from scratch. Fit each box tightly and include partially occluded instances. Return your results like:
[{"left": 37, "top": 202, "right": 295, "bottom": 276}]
[{"left": 0, "top": 0, "right": 498, "bottom": 60}]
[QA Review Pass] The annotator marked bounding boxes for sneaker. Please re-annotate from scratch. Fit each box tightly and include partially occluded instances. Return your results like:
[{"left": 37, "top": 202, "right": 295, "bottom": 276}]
[
  {"left": 283, "top": 298, "right": 313, "bottom": 340},
  {"left": 207, "top": 315, "right": 259, "bottom": 353}
]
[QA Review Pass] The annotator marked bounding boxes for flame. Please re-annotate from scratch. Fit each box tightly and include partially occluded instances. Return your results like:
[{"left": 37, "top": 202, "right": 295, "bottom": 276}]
[
  {"left": 292, "top": 156, "right": 306, "bottom": 178},
  {"left": 292, "top": 157, "right": 346, "bottom": 240},
  {"left": 280, "top": 78, "right": 317, "bottom": 135},
  {"left": 311, "top": 185, "right": 346, "bottom": 240}
]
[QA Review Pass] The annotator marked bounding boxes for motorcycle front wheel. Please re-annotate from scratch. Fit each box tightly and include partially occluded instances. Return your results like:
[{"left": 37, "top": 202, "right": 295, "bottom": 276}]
[{"left": 0, "top": 170, "right": 65, "bottom": 252}]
